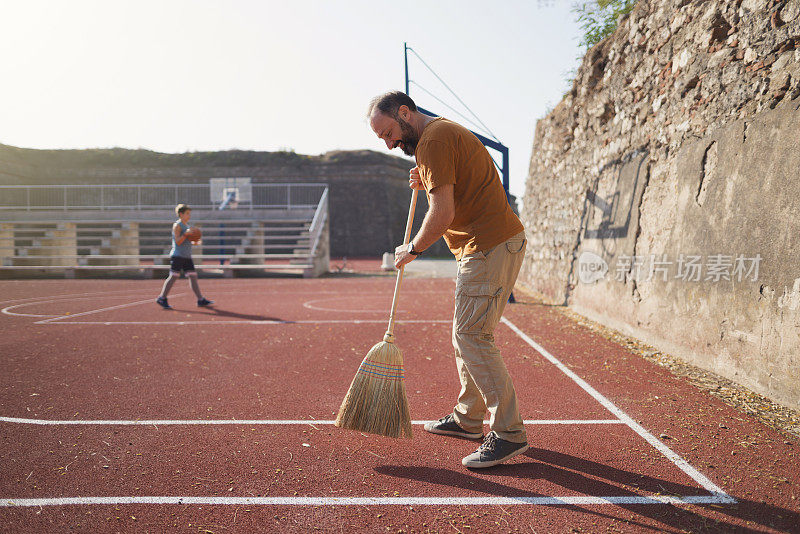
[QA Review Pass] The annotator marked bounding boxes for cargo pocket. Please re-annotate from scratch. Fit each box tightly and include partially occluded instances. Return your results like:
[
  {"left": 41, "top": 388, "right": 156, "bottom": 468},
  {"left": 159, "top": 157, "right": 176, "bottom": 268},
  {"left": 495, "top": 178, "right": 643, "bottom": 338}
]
[
  {"left": 505, "top": 235, "right": 526, "bottom": 254},
  {"left": 455, "top": 282, "right": 503, "bottom": 335}
]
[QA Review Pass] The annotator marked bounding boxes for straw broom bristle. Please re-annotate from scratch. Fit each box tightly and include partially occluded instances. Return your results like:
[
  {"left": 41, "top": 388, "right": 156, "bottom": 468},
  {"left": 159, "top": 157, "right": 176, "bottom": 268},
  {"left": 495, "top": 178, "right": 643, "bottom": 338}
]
[{"left": 335, "top": 337, "right": 412, "bottom": 439}]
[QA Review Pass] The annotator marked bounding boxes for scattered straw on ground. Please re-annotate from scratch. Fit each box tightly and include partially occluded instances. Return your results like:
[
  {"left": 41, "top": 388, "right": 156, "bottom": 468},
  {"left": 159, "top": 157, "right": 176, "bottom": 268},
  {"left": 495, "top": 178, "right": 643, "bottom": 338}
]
[{"left": 513, "top": 286, "right": 800, "bottom": 441}]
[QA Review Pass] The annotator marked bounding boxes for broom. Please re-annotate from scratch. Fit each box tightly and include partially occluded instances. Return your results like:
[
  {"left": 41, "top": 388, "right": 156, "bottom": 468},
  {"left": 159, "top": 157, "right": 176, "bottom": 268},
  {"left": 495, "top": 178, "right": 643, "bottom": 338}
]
[{"left": 334, "top": 188, "right": 419, "bottom": 439}]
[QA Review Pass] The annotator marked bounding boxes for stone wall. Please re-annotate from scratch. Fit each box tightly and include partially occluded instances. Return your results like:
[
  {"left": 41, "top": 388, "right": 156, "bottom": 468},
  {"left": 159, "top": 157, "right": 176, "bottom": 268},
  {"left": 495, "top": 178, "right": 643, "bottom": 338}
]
[{"left": 520, "top": 0, "right": 800, "bottom": 410}]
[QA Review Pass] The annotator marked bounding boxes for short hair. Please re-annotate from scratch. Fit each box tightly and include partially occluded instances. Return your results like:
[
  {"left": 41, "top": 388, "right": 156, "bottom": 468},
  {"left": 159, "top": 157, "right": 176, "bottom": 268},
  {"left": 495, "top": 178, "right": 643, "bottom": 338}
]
[
  {"left": 367, "top": 91, "right": 418, "bottom": 119},
  {"left": 175, "top": 204, "right": 191, "bottom": 215}
]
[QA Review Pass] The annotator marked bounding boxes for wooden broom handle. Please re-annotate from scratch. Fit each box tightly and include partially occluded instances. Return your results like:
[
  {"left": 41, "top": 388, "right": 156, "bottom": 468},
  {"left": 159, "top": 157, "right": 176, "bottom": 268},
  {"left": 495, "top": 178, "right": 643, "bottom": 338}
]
[{"left": 384, "top": 188, "right": 419, "bottom": 342}]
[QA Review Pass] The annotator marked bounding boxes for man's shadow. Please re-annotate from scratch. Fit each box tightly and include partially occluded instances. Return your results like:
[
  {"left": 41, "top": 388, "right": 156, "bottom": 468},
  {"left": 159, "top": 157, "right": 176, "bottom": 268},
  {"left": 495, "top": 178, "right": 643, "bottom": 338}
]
[{"left": 375, "top": 447, "right": 799, "bottom": 532}]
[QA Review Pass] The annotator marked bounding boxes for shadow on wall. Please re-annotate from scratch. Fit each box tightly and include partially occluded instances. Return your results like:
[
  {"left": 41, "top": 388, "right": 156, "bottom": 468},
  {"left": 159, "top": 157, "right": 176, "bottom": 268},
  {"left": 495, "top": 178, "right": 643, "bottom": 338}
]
[{"left": 565, "top": 150, "right": 650, "bottom": 305}]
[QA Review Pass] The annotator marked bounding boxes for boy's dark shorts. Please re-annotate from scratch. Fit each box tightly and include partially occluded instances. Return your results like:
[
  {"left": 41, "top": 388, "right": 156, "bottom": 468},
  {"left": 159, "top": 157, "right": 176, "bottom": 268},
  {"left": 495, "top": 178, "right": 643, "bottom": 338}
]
[{"left": 170, "top": 256, "right": 195, "bottom": 273}]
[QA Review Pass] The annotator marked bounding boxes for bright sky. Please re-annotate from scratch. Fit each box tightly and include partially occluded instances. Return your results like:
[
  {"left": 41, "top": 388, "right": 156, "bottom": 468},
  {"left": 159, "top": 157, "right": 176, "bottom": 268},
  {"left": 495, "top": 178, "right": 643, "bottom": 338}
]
[{"left": 0, "top": 0, "right": 582, "bottom": 200}]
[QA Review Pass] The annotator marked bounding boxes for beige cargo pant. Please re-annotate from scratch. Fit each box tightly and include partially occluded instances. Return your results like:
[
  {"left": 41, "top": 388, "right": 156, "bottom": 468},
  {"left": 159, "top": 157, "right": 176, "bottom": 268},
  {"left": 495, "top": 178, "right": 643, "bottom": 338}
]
[{"left": 451, "top": 231, "right": 527, "bottom": 443}]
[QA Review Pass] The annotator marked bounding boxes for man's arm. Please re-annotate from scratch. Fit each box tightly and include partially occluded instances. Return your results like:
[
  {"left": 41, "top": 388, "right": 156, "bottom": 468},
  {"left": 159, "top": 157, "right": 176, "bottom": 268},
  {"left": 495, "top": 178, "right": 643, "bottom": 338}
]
[{"left": 395, "top": 183, "right": 454, "bottom": 268}]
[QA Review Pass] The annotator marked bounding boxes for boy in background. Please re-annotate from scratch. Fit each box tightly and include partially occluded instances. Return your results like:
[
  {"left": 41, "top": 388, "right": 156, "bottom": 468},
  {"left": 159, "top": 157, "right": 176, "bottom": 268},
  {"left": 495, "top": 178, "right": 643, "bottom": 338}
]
[{"left": 156, "top": 204, "right": 213, "bottom": 309}]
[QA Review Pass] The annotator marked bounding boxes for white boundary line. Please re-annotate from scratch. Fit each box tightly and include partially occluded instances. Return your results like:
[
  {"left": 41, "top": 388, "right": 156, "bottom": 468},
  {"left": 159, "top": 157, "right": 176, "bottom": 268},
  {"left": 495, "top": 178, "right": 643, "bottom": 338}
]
[
  {"left": 1, "top": 292, "right": 158, "bottom": 317},
  {"left": 0, "top": 417, "right": 624, "bottom": 426},
  {"left": 34, "top": 296, "right": 183, "bottom": 325},
  {"left": 2, "top": 289, "right": 449, "bottom": 326},
  {"left": 0, "top": 308, "right": 736, "bottom": 508},
  {"left": 303, "top": 296, "right": 410, "bottom": 313},
  {"left": 0, "top": 289, "right": 161, "bottom": 308},
  {"left": 0, "top": 288, "right": 438, "bottom": 311},
  {"left": 35, "top": 319, "right": 453, "bottom": 325},
  {"left": 501, "top": 317, "right": 735, "bottom": 504},
  {"left": 2, "top": 295, "right": 156, "bottom": 318},
  {"left": 1, "top": 494, "right": 734, "bottom": 508},
  {"left": 1, "top": 306, "right": 60, "bottom": 318}
]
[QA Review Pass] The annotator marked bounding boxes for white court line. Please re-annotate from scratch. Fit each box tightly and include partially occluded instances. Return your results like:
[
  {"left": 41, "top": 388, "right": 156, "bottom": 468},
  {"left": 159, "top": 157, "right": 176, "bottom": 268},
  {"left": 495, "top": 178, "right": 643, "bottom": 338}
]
[
  {"left": 1, "top": 307, "right": 60, "bottom": 318},
  {"left": 34, "top": 319, "right": 453, "bottom": 325},
  {"left": 0, "top": 288, "right": 439, "bottom": 310},
  {"left": 0, "top": 288, "right": 159, "bottom": 308},
  {"left": 6, "top": 288, "right": 442, "bottom": 324},
  {"left": 6, "top": 289, "right": 346, "bottom": 323},
  {"left": 501, "top": 317, "right": 735, "bottom": 504},
  {"left": 2, "top": 295, "right": 157, "bottom": 317},
  {"left": 303, "top": 297, "right": 412, "bottom": 313},
  {"left": 0, "top": 417, "right": 623, "bottom": 426},
  {"left": 1, "top": 292, "right": 157, "bottom": 317},
  {"left": 34, "top": 295, "right": 186, "bottom": 324},
  {"left": 0, "top": 309, "right": 735, "bottom": 508},
  {"left": 1, "top": 494, "right": 734, "bottom": 508}
]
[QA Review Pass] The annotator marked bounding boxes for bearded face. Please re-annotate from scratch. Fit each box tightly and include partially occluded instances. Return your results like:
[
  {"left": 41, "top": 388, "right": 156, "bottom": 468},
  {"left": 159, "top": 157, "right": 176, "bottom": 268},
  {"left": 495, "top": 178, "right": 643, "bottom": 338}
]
[
  {"left": 370, "top": 108, "right": 420, "bottom": 156},
  {"left": 397, "top": 115, "right": 419, "bottom": 156}
]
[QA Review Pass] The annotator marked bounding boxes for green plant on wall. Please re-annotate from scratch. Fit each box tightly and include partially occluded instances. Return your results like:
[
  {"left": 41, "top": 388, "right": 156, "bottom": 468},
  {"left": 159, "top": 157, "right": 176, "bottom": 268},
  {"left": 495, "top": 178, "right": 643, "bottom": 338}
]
[{"left": 573, "top": 0, "right": 637, "bottom": 50}]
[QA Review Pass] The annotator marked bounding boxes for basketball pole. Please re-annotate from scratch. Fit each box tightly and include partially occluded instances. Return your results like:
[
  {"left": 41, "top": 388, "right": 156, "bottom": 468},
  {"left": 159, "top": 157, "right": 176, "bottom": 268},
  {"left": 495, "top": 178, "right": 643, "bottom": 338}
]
[{"left": 403, "top": 43, "right": 516, "bottom": 303}]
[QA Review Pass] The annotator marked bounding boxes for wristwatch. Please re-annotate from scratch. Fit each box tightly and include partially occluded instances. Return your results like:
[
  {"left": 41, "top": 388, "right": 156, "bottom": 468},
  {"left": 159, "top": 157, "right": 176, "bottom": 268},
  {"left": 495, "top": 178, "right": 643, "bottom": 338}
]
[{"left": 407, "top": 242, "right": 421, "bottom": 256}]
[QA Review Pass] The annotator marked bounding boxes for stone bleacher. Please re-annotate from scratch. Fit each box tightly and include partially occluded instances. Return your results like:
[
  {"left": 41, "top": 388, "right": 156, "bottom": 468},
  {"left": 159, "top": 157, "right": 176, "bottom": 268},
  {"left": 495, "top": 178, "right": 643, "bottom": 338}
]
[{"left": 0, "top": 184, "right": 330, "bottom": 278}]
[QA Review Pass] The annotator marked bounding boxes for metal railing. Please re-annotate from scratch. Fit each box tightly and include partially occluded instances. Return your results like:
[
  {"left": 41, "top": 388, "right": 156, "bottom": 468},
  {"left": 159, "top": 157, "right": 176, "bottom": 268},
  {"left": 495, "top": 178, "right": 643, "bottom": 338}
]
[{"left": 0, "top": 183, "right": 327, "bottom": 211}]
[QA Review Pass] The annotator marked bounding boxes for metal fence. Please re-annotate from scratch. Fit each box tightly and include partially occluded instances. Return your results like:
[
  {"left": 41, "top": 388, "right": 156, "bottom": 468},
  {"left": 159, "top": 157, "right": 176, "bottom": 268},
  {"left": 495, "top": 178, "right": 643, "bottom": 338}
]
[{"left": 0, "top": 183, "right": 328, "bottom": 211}]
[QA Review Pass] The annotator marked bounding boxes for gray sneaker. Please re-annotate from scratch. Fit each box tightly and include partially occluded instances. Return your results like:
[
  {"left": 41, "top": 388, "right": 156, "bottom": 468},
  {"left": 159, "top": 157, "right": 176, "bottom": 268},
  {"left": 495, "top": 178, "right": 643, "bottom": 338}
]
[
  {"left": 423, "top": 414, "right": 483, "bottom": 440},
  {"left": 462, "top": 431, "right": 529, "bottom": 468}
]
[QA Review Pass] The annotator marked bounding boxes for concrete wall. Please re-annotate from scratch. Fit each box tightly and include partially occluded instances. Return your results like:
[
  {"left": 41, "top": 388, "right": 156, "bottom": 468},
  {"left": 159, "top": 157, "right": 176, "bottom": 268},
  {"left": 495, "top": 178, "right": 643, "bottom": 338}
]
[{"left": 520, "top": 0, "right": 800, "bottom": 410}]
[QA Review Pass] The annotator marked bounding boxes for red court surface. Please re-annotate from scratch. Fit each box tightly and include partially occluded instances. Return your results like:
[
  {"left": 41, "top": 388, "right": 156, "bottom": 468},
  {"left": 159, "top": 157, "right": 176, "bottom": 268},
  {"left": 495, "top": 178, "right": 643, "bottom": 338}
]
[{"left": 1, "top": 274, "right": 798, "bottom": 533}]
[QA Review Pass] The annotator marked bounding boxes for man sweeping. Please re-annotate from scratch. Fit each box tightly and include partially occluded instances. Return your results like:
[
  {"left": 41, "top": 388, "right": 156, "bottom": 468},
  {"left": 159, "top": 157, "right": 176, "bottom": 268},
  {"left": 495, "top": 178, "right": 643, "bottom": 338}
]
[{"left": 367, "top": 91, "right": 528, "bottom": 468}]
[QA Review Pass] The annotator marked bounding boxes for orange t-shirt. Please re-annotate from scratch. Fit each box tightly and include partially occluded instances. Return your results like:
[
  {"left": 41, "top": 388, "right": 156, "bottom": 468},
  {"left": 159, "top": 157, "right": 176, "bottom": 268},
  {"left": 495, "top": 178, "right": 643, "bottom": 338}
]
[{"left": 415, "top": 117, "right": 523, "bottom": 259}]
